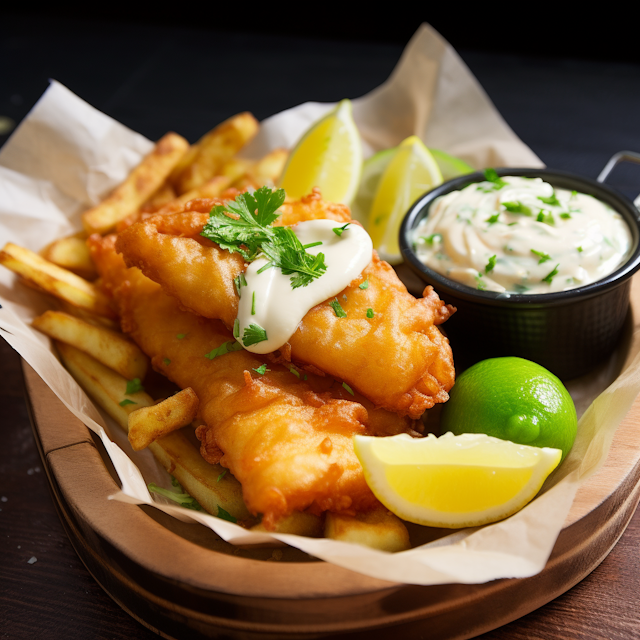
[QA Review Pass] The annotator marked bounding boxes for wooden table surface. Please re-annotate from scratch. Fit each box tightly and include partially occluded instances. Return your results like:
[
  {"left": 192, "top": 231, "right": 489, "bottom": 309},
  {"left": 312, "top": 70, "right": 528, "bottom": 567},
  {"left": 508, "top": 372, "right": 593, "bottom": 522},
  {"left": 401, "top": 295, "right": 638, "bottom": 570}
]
[{"left": 2, "top": 14, "right": 640, "bottom": 639}]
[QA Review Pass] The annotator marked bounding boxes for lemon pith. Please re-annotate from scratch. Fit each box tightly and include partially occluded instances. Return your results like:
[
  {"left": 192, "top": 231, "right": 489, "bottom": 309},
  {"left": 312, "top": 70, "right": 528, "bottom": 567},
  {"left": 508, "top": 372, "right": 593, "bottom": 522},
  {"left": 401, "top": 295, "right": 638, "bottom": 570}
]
[
  {"left": 279, "top": 99, "right": 362, "bottom": 205},
  {"left": 354, "top": 432, "right": 561, "bottom": 528}
]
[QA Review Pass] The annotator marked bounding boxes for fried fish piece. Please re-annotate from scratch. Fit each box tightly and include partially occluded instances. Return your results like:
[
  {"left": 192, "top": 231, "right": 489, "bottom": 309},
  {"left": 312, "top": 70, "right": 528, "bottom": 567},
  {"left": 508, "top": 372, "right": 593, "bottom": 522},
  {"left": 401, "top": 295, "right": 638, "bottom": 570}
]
[
  {"left": 88, "top": 234, "right": 416, "bottom": 529},
  {"left": 115, "top": 190, "right": 455, "bottom": 419}
]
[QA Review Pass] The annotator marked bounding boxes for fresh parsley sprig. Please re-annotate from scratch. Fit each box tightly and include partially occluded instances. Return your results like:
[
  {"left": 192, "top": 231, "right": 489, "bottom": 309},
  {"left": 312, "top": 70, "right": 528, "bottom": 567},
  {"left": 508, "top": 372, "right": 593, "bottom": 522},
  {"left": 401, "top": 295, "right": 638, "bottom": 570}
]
[{"left": 200, "top": 186, "right": 327, "bottom": 289}]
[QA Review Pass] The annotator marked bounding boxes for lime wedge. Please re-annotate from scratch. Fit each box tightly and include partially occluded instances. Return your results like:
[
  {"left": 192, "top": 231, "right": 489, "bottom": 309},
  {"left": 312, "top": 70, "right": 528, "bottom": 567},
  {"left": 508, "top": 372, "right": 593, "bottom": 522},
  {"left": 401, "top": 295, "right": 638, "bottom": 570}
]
[
  {"left": 368, "top": 136, "right": 442, "bottom": 264},
  {"left": 278, "top": 99, "right": 362, "bottom": 205},
  {"left": 429, "top": 148, "right": 474, "bottom": 181},
  {"left": 354, "top": 432, "right": 562, "bottom": 528},
  {"left": 350, "top": 148, "right": 395, "bottom": 225}
]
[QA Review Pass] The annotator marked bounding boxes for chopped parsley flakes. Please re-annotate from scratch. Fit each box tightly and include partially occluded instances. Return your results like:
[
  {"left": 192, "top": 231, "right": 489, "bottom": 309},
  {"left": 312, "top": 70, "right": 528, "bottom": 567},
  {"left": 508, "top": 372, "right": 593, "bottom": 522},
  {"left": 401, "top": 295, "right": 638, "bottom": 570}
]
[
  {"left": 205, "top": 340, "right": 243, "bottom": 359},
  {"left": 125, "top": 377, "right": 144, "bottom": 395},
  {"left": 329, "top": 298, "right": 347, "bottom": 318}
]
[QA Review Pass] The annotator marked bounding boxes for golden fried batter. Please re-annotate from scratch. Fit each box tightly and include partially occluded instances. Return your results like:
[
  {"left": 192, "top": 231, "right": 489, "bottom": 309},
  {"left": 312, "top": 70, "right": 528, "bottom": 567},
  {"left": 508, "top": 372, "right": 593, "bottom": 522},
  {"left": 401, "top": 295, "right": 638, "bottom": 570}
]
[
  {"left": 88, "top": 234, "right": 415, "bottom": 529},
  {"left": 115, "top": 191, "right": 455, "bottom": 419}
]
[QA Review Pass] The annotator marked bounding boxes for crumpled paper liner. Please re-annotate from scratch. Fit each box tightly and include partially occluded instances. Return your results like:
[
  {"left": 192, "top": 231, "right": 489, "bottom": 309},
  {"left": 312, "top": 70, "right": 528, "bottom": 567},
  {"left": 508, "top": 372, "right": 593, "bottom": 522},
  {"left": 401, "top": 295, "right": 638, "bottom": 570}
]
[{"left": 1, "top": 24, "right": 637, "bottom": 586}]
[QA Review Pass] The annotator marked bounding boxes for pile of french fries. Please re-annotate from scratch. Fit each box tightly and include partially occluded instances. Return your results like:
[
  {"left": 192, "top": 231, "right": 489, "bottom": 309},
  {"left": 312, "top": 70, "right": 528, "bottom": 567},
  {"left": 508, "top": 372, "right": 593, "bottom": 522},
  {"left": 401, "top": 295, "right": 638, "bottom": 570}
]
[{"left": 0, "top": 113, "right": 411, "bottom": 552}]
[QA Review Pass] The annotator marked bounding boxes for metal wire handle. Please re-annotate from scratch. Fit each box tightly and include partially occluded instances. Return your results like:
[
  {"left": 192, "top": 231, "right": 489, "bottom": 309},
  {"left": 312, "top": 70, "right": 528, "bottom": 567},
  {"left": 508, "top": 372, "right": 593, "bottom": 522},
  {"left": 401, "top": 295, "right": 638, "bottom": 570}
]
[{"left": 597, "top": 150, "right": 640, "bottom": 209}]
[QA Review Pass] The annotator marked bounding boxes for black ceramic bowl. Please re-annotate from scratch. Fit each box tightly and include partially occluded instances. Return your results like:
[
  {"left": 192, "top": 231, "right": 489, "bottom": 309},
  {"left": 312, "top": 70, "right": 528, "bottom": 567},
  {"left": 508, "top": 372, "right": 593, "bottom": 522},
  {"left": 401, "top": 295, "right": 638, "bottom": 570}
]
[{"left": 399, "top": 168, "right": 640, "bottom": 380}]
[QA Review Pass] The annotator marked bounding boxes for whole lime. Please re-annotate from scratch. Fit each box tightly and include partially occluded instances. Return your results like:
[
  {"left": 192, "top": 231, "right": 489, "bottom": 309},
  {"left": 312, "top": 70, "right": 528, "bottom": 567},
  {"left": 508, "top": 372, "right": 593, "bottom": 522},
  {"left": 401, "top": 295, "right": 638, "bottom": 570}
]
[{"left": 440, "top": 357, "right": 577, "bottom": 461}]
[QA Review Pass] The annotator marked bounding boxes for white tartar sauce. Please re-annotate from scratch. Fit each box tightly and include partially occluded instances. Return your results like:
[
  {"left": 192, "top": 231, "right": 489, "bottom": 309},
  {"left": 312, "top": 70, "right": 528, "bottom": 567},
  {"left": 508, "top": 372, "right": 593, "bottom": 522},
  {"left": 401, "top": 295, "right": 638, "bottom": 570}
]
[
  {"left": 413, "top": 175, "right": 632, "bottom": 294},
  {"left": 237, "top": 219, "right": 372, "bottom": 354}
]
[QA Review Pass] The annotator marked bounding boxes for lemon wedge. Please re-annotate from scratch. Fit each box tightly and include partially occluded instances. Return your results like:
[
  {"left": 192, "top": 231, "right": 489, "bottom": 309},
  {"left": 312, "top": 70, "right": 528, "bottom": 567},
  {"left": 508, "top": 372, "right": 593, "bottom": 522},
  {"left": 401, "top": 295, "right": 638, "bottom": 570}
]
[
  {"left": 278, "top": 99, "right": 362, "bottom": 205},
  {"left": 353, "top": 432, "right": 562, "bottom": 528},
  {"left": 368, "top": 136, "right": 442, "bottom": 264}
]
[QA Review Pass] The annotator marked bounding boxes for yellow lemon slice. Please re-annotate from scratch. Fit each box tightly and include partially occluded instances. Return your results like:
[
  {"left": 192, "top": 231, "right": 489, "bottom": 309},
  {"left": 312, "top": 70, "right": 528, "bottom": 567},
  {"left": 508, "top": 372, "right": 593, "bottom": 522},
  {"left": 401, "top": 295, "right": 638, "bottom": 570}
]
[
  {"left": 368, "top": 136, "right": 442, "bottom": 264},
  {"left": 278, "top": 99, "right": 362, "bottom": 205},
  {"left": 353, "top": 432, "right": 561, "bottom": 528}
]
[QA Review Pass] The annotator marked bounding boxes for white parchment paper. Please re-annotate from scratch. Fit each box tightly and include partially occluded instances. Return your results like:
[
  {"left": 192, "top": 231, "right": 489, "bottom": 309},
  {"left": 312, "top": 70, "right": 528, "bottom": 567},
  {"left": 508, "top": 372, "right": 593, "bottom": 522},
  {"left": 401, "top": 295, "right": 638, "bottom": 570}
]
[{"left": 1, "top": 24, "right": 638, "bottom": 586}]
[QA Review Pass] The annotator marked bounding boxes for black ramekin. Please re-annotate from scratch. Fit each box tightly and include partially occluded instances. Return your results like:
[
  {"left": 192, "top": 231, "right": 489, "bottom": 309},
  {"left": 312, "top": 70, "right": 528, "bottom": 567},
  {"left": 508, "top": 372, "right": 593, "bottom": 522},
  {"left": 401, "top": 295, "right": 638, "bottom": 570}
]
[{"left": 399, "top": 168, "right": 640, "bottom": 380}]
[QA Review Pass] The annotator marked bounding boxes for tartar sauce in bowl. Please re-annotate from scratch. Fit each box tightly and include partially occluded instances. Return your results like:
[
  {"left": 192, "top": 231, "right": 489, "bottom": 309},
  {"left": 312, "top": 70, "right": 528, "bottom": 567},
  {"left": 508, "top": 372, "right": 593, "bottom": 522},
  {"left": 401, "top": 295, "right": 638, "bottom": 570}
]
[{"left": 413, "top": 174, "right": 633, "bottom": 294}]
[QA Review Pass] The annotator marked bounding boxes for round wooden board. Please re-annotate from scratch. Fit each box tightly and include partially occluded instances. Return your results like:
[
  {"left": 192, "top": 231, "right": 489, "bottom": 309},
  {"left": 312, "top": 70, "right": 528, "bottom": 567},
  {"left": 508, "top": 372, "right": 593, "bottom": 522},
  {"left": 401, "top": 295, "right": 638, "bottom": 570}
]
[
  {"left": 21, "top": 277, "right": 640, "bottom": 639},
  {"left": 22, "top": 365, "right": 640, "bottom": 639}
]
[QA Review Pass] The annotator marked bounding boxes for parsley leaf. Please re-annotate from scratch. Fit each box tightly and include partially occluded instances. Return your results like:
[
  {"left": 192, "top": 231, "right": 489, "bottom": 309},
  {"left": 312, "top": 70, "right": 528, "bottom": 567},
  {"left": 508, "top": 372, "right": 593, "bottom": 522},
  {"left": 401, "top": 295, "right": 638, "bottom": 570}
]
[
  {"left": 253, "top": 364, "right": 269, "bottom": 375},
  {"left": 531, "top": 249, "right": 551, "bottom": 264},
  {"left": 234, "top": 273, "right": 247, "bottom": 297},
  {"left": 205, "top": 340, "right": 243, "bottom": 359},
  {"left": 559, "top": 212, "right": 572, "bottom": 219},
  {"left": 125, "top": 378, "right": 144, "bottom": 395},
  {"left": 482, "top": 168, "right": 508, "bottom": 190},
  {"left": 201, "top": 186, "right": 327, "bottom": 289},
  {"left": 359, "top": 278, "right": 369, "bottom": 290},
  {"left": 342, "top": 382, "right": 354, "bottom": 395},
  {"left": 485, "top": 213, "right": 500, "bottom": 225},
  {"left": 148, "top": 482, "right": 204, "bottom": 511},
  {"left": 251, "top": 291, "right": 256, "bottom": 315},
  {"left": 333, "top": 223, "right": 351, "bottom": 236},
  {"left": 485, "top": 255, "right": 497, "bottom": 273},
  {"left": 217, "top": 470, "right": 228, "bottom": 482},
  {"left": 176, "top": 333, "right": 186, "bottom": 340},
  {"left": 366, "top": 308, "right": 374, "bottom": 318},
  {"left": 242, "top": 323, "right": 268, "bottom": 347},
  {"left": 502, "top": 201, "right": 532, "bottom": 216},
  {"left": 119, "top": 399, "right": 137, "bottom": 407},
  {"left": 542, "top": 264, "right": 560, "bottom": 284},
  {"left": 217, "top": 506, "right": 237, "bottom": 523},
  {"left": 289, "top": 366, "right": 307, "bottom": 381},
  {"left": 329, "top": 298, "right": 347, "bottom": 318},
  {"left": 422, "top": 233, "right": 442, "bottom": 244},
  {"left": 538, "top": 193, "right": 561, "bottom": 206},
  {"left": 163, "top": 358, "right": 171, "bottom": 366},
  {"left": 536, "top": 211, "right": 555, "bottom": 225}
]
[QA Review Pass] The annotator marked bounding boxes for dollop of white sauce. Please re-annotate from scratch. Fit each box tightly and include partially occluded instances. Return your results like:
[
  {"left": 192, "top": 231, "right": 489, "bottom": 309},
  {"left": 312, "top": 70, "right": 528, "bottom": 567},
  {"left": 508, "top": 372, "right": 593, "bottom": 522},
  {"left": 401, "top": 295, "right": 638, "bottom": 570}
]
[
  {"left": 237, "top": 219, "right": 373, "bottom": 354},
  {"left": 413, "top": 176, "right": 632, "bottom": 294}
]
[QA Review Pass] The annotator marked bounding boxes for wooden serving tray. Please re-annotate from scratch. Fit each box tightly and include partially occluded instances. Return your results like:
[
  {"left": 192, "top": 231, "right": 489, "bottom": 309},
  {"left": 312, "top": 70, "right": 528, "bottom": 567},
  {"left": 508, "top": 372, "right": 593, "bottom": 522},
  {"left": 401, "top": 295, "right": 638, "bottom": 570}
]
[{"left": 22, "top": 285, "right": 640, "bottom": 640}]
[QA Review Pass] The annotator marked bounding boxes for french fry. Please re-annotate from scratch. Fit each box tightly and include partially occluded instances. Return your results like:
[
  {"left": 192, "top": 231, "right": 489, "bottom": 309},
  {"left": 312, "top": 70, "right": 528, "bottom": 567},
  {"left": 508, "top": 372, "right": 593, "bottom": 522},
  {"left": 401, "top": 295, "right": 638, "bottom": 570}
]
[
  {"left": 139, "top": 182, "right": 177, "bottom": 213},
  {"left": 41, "top": 235, "right": 97, "bottom": 280},
  {"left": 0, "top": 242, "right": 116, "bottom": 318},
  {"left": 128, "top": 388, "right": 199, "bottom": 451},
  {"left": 155, "top": 175, "right": 232, "bottom": 215},
  {"left": 171, "top": 113, "right": 259, "bottom": 194},
  {"left": 57, "top": 298, "right": 120, "bottom": 331},
  {"left": 325, "top": 508, "right": 411, "bottom": 552},
  {"left": 82, "top": 132, "right": 190, "bottom": 234},
  {"left": 250, "top": 511, "right": 323, "bottom": 538},
  {"left": 231, "top": 148, "right": 289, "bottom": 191},
  {"left": 33, "top": 310, "right": 148, "bottom": 380},
  {"left": 56, "top": 342, "right": 251, "bottom": 522}
]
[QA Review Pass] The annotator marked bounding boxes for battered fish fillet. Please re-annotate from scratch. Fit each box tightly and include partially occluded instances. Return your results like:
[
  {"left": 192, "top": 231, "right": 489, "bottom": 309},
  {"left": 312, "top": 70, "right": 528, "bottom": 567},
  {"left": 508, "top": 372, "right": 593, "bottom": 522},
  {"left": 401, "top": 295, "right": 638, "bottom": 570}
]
[
  {"left": 115, "top": 190, "right": 456, "bottom": 419},
  {"left": 89, "top": 234, "right": 417, "bottom": 529}
]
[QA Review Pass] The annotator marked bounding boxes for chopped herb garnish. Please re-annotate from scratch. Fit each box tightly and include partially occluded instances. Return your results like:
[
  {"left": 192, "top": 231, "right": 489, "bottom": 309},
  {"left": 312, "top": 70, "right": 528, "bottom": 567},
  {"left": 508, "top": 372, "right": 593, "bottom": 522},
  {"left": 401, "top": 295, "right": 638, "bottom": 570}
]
[
  {"left": 217, "top": 506, "right": 237, "bottom": 523},
  {"left": 125, "top": 378, "right": 144, "bottom": 395},
  {"left": 538, "top": 193, "right": 561, "bottom": 206},
  {"left": 176, "top": 333, "right": 186, "bottom": 340},
  {"left": 200, "top": 186, "right": 327, "bottom": 289},
  {"left": 333, "top": 223, "right": 350, "bottom": 236},
  {"left": 531, "top": 249, "right": 551, "bottom": 264},
  {"left": 342, "top": 382, "right": 354, "bottom": 395},
  {"left": 359, "top": 278, "right": 369, "bottom": 290},
  {"left": 289, "top": 366, "right": 307, "bottom": 381},
  {"left": 163, "top": 358, "right": 171, "bottom": 366},
  {"left": 485, "top": 255, "right": 497, "bottom": 273},
  {"left": 217, "top": 470, "right": 228, "bottom": 482},
  {"left": 482, "top": 168, "right": 508, "bottom": 189},
  {"left": 513, "top": 283, "right": 530, "bottom": 293},
  {"left": 253, "top": 364, "right": 269, "bottom": 375},
  {"left": 559, "top": 212, "right": 572, "bottom": 219},
  {"left": 233, "top": 318, "right": 240, "bottom": 339},
  {"left": 423, "top": 233, "right": 442, "bottom": 245},
  {"left": 251, "top": 291, "right": 256, "bottom": 315},
  {"left": 242, "top": 323, "right": 268, "bottom": 347},
  {"left": 502, "top": 201, "right": 532, "bottom": 216},
  {"left": 205, "top": 340, "right": 243, "bottom": 359},
  {"left": 536, "top": 210, "right": 555, "bottom": 225},
  {"left": 329, "top": 298, "right": 347, "bottom": 318},
  {"left": 475, "top": 273, "right": 487, "bottom": 291},
  {"left": 119, "top": 399, "right": 137, "bottom": 407},
  {"left": 148, "top": 482, "right": 204, "bottom": 511},
  {"left": 485, "top": 213, "right": 500, "bottom": 225},
  {"left": 577, "top": 246, "right": 584, "bottom": 253},
  {"left": 542, "top": 264, "right": 560, "bottom": 284},
  {"left": 366, "top": 308, "right": 374, "bottom": 318},
  {"left": 234, "top": 273, "right": 247, "bottom": 296}
]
